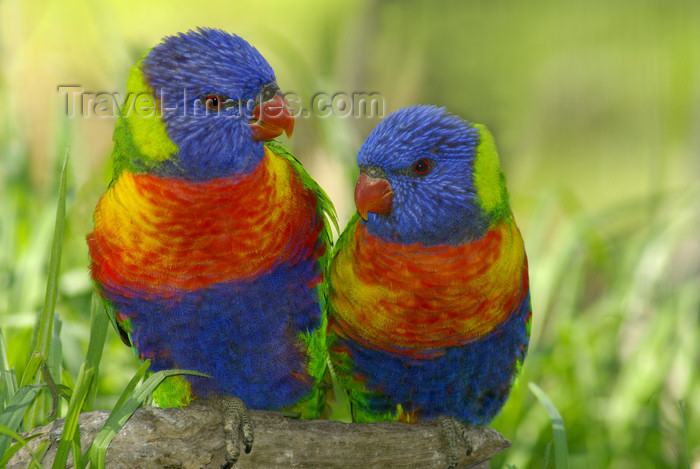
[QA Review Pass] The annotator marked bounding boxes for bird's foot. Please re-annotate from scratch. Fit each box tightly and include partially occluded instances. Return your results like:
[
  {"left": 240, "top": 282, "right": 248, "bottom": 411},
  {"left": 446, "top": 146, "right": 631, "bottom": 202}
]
[
  {"left": 207, "top": 395, "right": 254, "bottom": 469},
  {"left": 437, "top": 416, "right": 474, "bottom": 469}
]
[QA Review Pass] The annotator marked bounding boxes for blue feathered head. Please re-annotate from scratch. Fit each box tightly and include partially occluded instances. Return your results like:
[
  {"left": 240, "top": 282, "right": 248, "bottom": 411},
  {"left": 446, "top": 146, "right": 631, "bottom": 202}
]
[
  {"left": 354, "top": 105, "right": 510, "bottom": 245},
  {"left": 124, "top": 28, "right": 293, "bottom": 180}
]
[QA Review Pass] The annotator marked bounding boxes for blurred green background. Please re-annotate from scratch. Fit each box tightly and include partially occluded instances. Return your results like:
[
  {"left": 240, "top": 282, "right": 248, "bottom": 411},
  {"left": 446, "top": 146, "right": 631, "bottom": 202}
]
[{"left": 1, "top": 0, "right": 698, "bottom": 467}]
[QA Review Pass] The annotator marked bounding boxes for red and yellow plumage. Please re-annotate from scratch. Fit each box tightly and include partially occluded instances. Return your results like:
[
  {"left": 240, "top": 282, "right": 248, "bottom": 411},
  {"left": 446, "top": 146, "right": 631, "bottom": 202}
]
[
  {"left": 89, "top": 147, "right": 325, "bottom": 299},
  {"left": 330, "top": 215, "right": 527, "bottom": 356}
]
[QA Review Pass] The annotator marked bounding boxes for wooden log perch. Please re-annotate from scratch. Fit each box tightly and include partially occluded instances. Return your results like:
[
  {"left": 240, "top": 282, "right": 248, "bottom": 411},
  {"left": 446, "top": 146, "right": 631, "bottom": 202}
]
[{"left": 9, "top": 404, "right": 511, "bottom": 468}]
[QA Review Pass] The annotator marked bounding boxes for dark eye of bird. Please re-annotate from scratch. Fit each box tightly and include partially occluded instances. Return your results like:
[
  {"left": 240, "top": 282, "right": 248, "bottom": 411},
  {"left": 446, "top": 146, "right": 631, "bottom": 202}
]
[
  {"left": 413, "top": 158, "right": 431, "bottom": 175},
  {"left": 205, "top": 95, "right": 222, "bottom": 110},
  {"left": 259, "top": 83, "right": 279, "bottom": 103}
]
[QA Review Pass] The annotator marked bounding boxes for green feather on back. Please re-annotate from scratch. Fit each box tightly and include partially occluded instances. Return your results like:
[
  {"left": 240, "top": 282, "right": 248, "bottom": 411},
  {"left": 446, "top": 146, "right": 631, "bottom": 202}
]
[
  {"left": 265, "top": 138, "right": 339, "bottom": 419},
  {"left": 264, "top": 139, "right": 339, "bottom": 235}
]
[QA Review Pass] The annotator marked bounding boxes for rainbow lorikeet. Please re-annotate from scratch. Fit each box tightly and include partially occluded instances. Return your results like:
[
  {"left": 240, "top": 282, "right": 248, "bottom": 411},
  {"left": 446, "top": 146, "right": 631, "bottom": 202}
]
[
  {"left": 327, "top": 105, "right": 531, "bottom": 460},
  {"left": 87, "top": 29, "right": 336, "bottom": 465}
]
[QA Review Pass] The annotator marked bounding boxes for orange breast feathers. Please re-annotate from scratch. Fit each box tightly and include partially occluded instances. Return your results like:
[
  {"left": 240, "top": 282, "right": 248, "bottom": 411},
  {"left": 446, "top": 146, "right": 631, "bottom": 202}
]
[
  {"left": 329, "top": 216, "right": 529, "bottom": 354},
  {"left": 88, "top": 147, "right": 322, "bottom": 299}
]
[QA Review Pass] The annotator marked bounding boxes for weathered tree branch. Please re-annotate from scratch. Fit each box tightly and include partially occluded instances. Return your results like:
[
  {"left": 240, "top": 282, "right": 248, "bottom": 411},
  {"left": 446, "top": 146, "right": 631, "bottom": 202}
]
[{"left": 9, "top": 404, "right": 510, "bottom": 468}]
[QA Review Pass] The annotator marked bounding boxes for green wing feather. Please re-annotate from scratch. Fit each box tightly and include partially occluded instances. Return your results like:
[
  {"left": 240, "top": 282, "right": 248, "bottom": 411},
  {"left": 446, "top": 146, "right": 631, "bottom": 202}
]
[
  {"left": 265, "top": 139, "right": 339, "bottom": 419},
  {"left": 264, "top": 139, "right": 339, "bottom": 234},
  {"left": 323, "top": 213, "right": 391, "bottom": 422}
]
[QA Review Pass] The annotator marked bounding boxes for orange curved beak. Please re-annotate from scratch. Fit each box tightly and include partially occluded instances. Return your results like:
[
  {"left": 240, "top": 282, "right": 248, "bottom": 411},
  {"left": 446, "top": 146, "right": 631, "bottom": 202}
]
[
  {"left": 354, "top": 172, "right": 393, "bottom": 221},
  {"left": 250, "top": 93, "right": 294, "bottom": 141}
]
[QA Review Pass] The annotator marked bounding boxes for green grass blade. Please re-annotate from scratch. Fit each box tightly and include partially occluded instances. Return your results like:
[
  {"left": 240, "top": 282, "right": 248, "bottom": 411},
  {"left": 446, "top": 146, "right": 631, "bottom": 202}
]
[
  {"left": 52, "top": 363, "right": 94, "bottom": 469},
  {"left": 0, "top": 384, "right": 44, "bottom": 456},
  {"left": 0, "top": 327, "right": 18, "bottom": 408},
  {"left": 0, "top": 368, "right": 17, "bottom": 412},
  {"left": 106, "top": 368, "right": 208, "bottom": 437},
  {"left": 24, "top": 149, "right": 69, "bottom": 429},
  {"left": 0, "top": 424, "right": 45, "bottom": 467},
  {"left": 87, "top": 367, "right": 207, "bottom": 466},
  {"left": 84, "top": 293, "right": 109, "bottom": 410},
  {"left": 83, "top": 358, "right": 151, "bottom": 467},
  {"left": 33, "top": 440, "right": 51, "bottom": 469},
  {"left": 529, "top": 382, "right": 570, "bottom": 469},
  {"left": 110, "top": 360, "right": 151, "bottom": 416},
  {"left": 20, "top": 353, "right": 43, "bottom": 388},
  {"left": 72, "top": 423, "right": 84, "bottom": 469},
  {"left": 20, "top": 353, "right": 45, "bottom": 428},
  {"left": 85, "top": 293, "right": 109, "bottom": 371},
  {"left": 542, "top": 439, "right": 553, "bottom": 469},
  {"left": 45, "top": 313, "right": 63, "bottom": 416},
  {"left": 36, "top": 148, "right": 69, "bottom": 360}
]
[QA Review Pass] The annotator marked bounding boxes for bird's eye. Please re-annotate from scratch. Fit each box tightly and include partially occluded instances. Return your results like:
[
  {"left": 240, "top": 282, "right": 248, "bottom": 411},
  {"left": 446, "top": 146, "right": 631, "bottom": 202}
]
[
  {"left": 205, "top": 95, "right": 223, "bottom": 110},
  {"left": 259, "top": 83, "right": 279, "bottom": 103},
  {"left": 413, "top": 158, "right": 431, "bottom": 175}
]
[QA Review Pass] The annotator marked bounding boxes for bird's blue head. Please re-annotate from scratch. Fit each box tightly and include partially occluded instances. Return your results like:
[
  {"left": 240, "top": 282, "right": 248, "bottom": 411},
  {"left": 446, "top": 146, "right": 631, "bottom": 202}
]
[
  {"left": 119, "top": 28, "right": 294, "bottom": 180},
  {"left": 354, "top": 105, "right": 511, "bottom": 246}
]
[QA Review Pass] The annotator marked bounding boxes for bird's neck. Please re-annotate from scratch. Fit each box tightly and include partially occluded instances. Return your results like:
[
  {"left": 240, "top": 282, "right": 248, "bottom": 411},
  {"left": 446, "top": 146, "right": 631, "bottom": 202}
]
[
  {"left": 154, "top": 139, "right": 266, "bottom": 181},
  {"left": 365, "top": 203, "right": 494, "bottom": 246}
]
